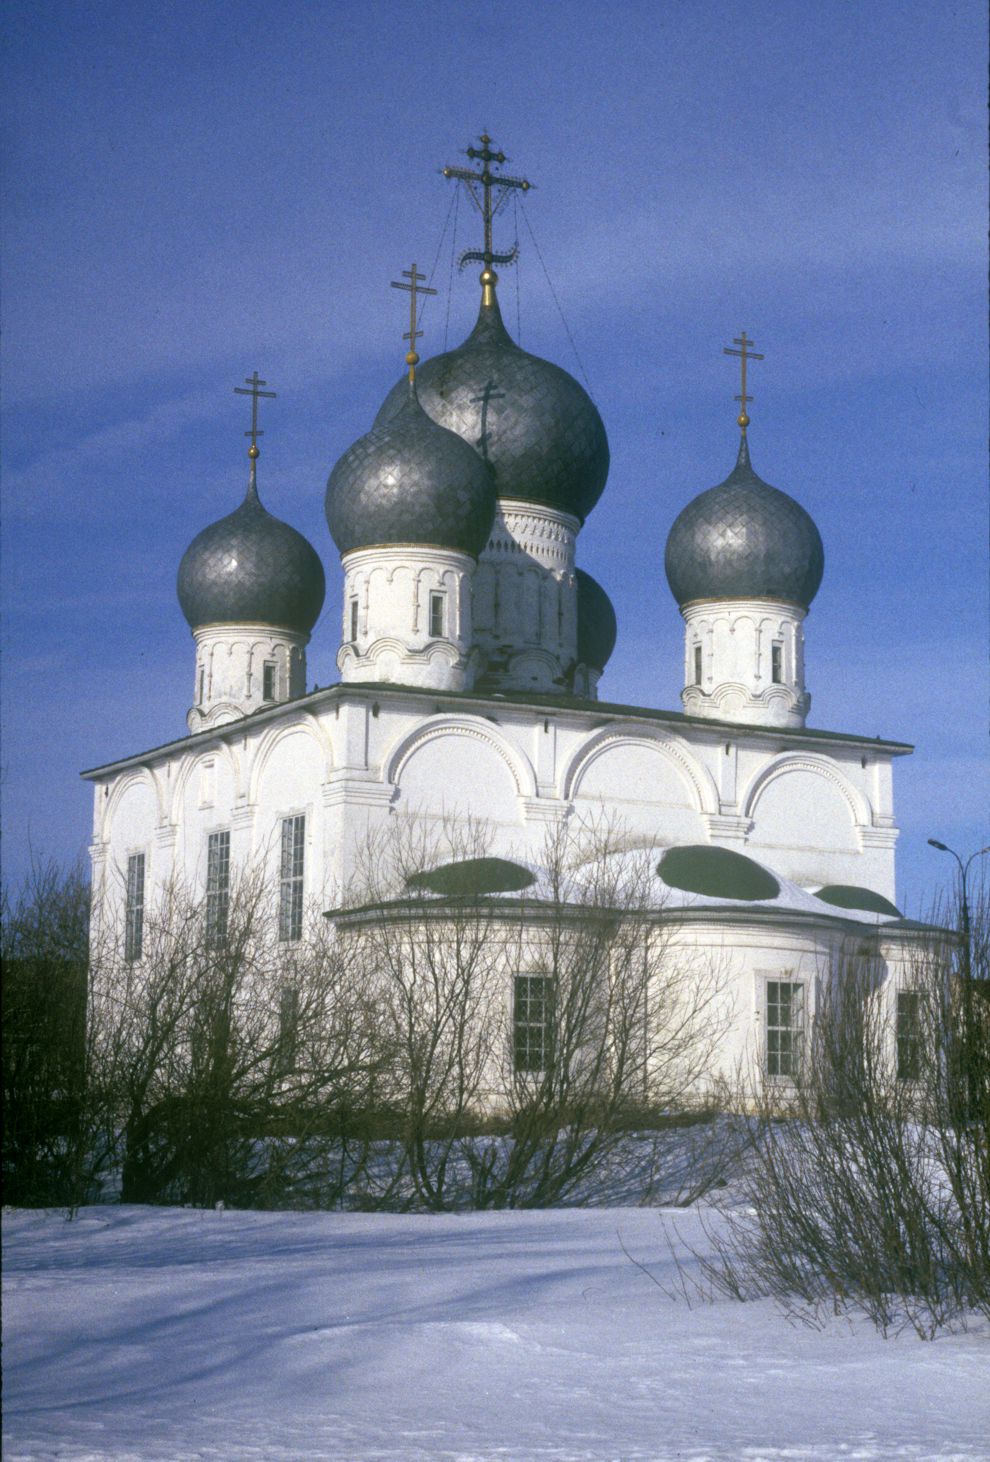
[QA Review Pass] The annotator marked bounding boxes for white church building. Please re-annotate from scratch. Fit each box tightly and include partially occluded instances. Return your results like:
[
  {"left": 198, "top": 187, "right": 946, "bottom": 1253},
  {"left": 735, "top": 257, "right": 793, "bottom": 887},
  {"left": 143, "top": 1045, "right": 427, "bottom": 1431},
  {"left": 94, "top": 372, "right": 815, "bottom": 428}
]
[{"left": 82, "top": 137, "right": 927, "bottom": 1092}]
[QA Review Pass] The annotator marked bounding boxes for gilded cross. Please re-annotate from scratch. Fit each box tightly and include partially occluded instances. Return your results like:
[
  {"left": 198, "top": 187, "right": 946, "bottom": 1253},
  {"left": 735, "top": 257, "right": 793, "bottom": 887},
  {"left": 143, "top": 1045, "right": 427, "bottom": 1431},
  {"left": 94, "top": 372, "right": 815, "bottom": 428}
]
[
  {"left": 390, "top": 263, "right": 437, "bottom": 383},
  {"left": 442, "top": 133, "right": 532, "bottom": 301},
  {"left": 234, "top": 371, "right": 277, "bottom": 456},
  {"left": 723, "top": 333, "right": 764, "bottom": 431}
]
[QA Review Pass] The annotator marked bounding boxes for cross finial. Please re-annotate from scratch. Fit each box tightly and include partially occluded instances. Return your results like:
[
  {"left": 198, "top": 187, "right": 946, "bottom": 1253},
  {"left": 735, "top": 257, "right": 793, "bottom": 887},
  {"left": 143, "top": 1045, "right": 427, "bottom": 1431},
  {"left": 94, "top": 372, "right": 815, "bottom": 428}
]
[
  {"left": 390, "top": 263, "right": 438, "bottom": 385},
  {"left": 722, "top": 333, "right": 765, "bottom": 432},
  {"left": 442, "top": 132, "right": 533, "bottom": 306},
  {"left": 234, "top": 371, "right": 277, "bottom": 458}
]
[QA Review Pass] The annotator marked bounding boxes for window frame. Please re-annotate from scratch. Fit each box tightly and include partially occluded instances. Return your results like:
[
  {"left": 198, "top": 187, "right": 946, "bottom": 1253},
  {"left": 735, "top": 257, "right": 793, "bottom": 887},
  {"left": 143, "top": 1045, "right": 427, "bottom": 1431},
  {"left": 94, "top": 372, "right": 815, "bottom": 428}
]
[
  {"left": 693, "top": 643, "right": 703, "bottom": 685},
  {"left": 770, "top": 640, "right": 784, "bottom": 685},
  {"left": 262, "top": 661, "right": 277, "bottom": 702},
  {"left": 513, "top": 973, "right": 554, "bottom": 1074},
  {"left": 124, "top": 851, "right": 146, "bottom": 963},
  {"left": 765, "top": 977, "right": 805, "bottom": 1080},
  {"left": 278, "top": 813, "right": 306, "bottom": 943},
  {"left": 277, "top": 984, "right": 300, "bottom": 1075},
  {"left": 205, "top": 828, "right": 231, "bottom": 948},
  {"left": 349, "top": 597, "right": 359, "bottom": 643},
  {"left": 896, "top": 988, "right": 922, "bottom": 1082},
  {"left": 429, "top": 590, "right": 446, "bottom": 639}
]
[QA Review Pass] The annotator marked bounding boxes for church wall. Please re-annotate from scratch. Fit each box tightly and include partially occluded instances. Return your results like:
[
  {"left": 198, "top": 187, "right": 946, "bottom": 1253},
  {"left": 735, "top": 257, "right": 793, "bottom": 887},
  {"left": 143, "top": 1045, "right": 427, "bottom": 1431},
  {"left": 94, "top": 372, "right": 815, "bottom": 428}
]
[{"left": 88, "top": 686, "right": 905, "bottom": 957}]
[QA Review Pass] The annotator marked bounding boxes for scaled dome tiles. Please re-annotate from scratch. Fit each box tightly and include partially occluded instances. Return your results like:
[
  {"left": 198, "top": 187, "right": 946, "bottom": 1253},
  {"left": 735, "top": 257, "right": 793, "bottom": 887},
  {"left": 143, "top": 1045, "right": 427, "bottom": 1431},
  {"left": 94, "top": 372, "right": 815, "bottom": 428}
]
[
  {"left": 177, "top": 478, "right": 326, "bottom": 633},
  {"left": 374, "top": 296, "right": 610, "bottom": 523},
  {"left": 665, "top": 435, "right": 824, "bottom": 609},
  {"left": 325, "top": 388, "right": 496, "bottom": 558},
  {"left": 576, "top": 568, "right": 618, "bottom": 671}
]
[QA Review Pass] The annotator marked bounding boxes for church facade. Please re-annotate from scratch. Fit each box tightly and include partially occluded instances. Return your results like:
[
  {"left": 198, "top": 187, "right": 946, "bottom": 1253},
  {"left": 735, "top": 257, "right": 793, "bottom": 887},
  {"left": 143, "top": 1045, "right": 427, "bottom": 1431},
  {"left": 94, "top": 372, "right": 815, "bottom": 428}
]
[{"left": 82, "top": 137, "right": 925, "bottom": 1093}]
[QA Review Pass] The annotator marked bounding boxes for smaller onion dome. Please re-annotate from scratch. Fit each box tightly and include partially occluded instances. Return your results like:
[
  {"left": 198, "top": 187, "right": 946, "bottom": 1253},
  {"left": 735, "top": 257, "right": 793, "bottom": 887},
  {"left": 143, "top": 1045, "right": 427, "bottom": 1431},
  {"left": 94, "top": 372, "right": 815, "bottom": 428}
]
[
  {"left": 373, "top": 294, "right": 609, "bottom": 524},
  {"left": 576, "top": 568, "right": 617, "bottom": 671},
  {"left": 177, "top": 462, "right": 326, "bottom": 633},
  {"left": 665, "top": 435, "right": 824, "bottom": 610},
  {"left": 325, "top": 385, "right": 496, "bottom": 558}
]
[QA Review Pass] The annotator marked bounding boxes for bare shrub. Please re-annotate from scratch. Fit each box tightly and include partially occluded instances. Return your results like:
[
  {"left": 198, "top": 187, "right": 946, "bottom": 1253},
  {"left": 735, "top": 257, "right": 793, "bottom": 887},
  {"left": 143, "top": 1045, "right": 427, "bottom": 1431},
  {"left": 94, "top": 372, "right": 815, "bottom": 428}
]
[
  {"left": 333, "top": 815, "right": 734, "bottom": 1210},
  {"left": 698, "top": 874, "right": 990, "bottom": 1337},
  {"left": 89, "top": 865, "right": 389, "bottom": 1209}
]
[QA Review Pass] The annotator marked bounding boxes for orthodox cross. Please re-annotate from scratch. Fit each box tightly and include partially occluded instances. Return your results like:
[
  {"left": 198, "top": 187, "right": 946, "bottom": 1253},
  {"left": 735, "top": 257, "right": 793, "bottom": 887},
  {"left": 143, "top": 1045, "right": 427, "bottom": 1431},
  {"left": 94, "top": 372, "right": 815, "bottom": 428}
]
[
  {"left": 234, "top": 371, "right": 276, "bottom": 457},
  {"left": 470, "top": 378, "right": 505, "bottom": 458},
  {"left": 442, "top": 133, "right": 532, "bottom": 299},
  {"left": 723, "top": 333, "right": 764, "bottom": 431},
  {"left": 390, "top": 263, "right": 437, "bottom": 384}
]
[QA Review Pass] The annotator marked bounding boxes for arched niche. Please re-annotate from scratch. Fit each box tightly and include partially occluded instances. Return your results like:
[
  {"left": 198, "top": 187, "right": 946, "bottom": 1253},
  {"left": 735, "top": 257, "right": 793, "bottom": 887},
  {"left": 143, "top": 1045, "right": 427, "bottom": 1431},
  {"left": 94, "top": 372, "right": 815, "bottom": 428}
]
[
  {"left": 389, "top": 721, "right": 529, "bottom": 830},
  {"left": 565, "top": 731, "right": 712, "bottom": 844},
  {"left": 249, "top": 720, "right": 330, "bottom": 812},
  {"left": 104, "top": 772, "right": 161, "bottom": 853},
  {"left": 746, "top": 761, "right": 863, "bottom": 854}
]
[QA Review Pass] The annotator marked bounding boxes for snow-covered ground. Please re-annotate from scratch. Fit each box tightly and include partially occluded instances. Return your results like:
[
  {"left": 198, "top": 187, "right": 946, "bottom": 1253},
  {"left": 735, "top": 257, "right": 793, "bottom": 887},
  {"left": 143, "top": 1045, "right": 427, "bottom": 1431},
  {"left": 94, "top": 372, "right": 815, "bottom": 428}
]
[{"left": 4, "top": 1203, "right": 988, "bottom": 1462}]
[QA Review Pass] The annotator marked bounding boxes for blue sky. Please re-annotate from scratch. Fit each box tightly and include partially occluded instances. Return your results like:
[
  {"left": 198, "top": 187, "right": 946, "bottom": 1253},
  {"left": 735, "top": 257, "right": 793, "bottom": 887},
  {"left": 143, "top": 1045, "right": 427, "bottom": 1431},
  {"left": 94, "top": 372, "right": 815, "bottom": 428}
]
[{"left": 2, "top": 0, "right": 987, "bottom": 912}]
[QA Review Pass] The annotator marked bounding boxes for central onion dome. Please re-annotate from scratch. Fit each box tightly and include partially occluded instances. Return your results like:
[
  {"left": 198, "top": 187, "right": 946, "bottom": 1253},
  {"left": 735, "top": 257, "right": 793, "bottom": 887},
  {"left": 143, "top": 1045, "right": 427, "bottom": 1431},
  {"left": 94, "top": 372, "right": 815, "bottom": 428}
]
[
  {"left": 576, "top": 568, "right": 617, "bottom": 671},
  {"left": 372, "top": 294, "right": 609, "bottom": 523},
  {"left": 665, "top": 435, "right": 824, "bottom": 610},
  {"left": 325, "top": 384, "right": 496, "bottom": 557},
  {"left": 178, "top": 464, "right": 325, "bottom": 633}
]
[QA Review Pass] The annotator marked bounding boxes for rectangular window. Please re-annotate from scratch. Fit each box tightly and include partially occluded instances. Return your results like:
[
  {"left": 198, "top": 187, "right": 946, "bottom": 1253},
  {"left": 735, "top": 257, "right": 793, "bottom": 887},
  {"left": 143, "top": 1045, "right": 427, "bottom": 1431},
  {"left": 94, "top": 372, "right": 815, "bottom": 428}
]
[
  {"left": 514, "top": 974, "right": 554, "bottom": 1073},
  {"left": 279, "top": 814, "right": 305, "bottom": 942},
  {"left": 277, "top": 985, "right": 300, "bottom": 1074},
  {"left": 771, "top": 641, "right": 783, "bottom": 684},
  {"left": 198, "top": 666, "right": 205, "bottom": 703},
  {"left": 429, "top": 591, "right": 446, "bottom": 639},
  {"left": 125, "top": 853, "right": 145, "bottom": 963},
  {"left": 349, "top": 598, "right": 359, "bottom": 642},
  {"left": 262, "top": 662, "right": 277, "bottom": 701},
  {"left": 206, "top": 830, "right": 231, "bottom": 947},
  {"left": 693, "top": 644, "right": 703, "bottom": 685},
  {"left": 896, "top": 990, "right": 922, "bottom": 1081},
  {"left": 766, "top": 979, "right": 804, "bottom": 1078}
]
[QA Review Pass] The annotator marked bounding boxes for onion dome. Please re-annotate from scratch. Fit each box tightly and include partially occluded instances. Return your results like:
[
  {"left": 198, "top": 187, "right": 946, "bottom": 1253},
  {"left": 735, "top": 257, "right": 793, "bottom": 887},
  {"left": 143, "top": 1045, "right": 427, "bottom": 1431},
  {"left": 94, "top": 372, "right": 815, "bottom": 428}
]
[
  {"left": 373, "top": 294, "right": 609, "bottom": 523},
  {"left": 325, "top": 384, "right": 496, "bottom": 558},
  {"left": 576, "top": 568, "right": 617, "bottom": 671},
  {"left": 665, "top": 435, "right": 824, "bottom": 610},
  {"left": 177, "top": 459, "right": 325, "bottom": 633}
]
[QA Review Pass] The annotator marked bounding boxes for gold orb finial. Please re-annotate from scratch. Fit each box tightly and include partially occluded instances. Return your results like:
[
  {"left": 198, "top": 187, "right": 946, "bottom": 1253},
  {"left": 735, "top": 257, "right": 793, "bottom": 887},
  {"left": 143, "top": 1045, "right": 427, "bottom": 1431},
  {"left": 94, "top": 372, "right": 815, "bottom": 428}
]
[
  {"left": 248, "top": 443, "right": 260, "bottom": 458},
  {"left": 737, "top": 413, "right": 750, "bottom": 431}
]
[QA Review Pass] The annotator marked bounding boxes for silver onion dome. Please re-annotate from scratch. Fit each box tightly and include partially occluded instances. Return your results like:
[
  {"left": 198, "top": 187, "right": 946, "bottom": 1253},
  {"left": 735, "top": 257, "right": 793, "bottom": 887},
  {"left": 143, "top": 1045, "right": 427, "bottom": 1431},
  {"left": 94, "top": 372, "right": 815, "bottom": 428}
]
[
  {"left": 177, "top": 466, "right": 326, "bottom": 633},
  {"left": 373, "top": 294, "right": 609, "bottom": 523},
  {"left": 325, "top": 384, "right": 496, "bottom": 558},
  {"left": 576, "top": 568, "right": 617, "bottom": 671},
  {"left": 665, "top": 435, "right": 824, "bottom": 610}
]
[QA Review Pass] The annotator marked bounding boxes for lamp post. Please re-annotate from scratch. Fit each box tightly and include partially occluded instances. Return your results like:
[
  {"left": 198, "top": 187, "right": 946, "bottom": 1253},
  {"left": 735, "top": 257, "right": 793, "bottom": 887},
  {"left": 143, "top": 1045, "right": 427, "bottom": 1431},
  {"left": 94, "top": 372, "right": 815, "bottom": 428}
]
[{"left": 927, "top": 840, "right": 989, "bottom": 1122}]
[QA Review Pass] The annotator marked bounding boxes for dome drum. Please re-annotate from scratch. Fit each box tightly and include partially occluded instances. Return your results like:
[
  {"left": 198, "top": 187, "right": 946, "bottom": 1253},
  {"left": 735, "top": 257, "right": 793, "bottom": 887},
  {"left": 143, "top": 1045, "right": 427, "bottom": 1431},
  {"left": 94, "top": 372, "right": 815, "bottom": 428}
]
[{"left": 337, "top": 543, "right": 478, "bottom": 692}]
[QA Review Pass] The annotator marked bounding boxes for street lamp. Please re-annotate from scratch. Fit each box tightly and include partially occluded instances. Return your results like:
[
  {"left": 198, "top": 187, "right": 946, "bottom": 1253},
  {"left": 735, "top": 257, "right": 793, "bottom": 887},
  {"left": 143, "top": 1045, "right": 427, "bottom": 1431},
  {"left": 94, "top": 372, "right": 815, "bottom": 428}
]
[
  {"left": 927, "top": 840, "right": 989, "bottom": 1122},
  {"left": 926, "top": 840, "right": 989, "bottom": 983}
]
